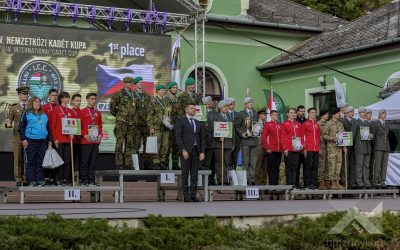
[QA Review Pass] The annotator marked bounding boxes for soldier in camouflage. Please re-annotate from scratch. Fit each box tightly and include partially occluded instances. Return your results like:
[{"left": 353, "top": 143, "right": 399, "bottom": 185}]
[
  {"left": 110, "top": 77, "right": 136, "bottom": 169},
  {"left": 317, "top": 109, "right": 329, "bottom": 190},
  {"left": 164, "top": 81, "right": 180, "bottom": 170},
  {"left": 148, "top": 84, "right": 171, "bottom": 170},
  {"left": 322, "top": 108, "right": 347, "bottom": 190},
  {"left": 5, "top": 86, "right": 29, "bottom": 186},
  {"left": 177, "top": 77, "right": 202, "bottom": 117},
  {"left": 131, "top": 76, "right": 152, "bottom": 168}
]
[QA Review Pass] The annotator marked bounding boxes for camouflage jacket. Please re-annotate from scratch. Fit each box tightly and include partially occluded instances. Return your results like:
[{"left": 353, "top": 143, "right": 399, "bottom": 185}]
[
  {"left": 177, "top": 91, "right": 202, "bottom": 117},
  {"left": 109, "top": 88, "right": 137, "bottom": 125},
  {"left": 317, "top": 119, "right": 327, "bottom": 149},
  {"left": 147, "top": 95, "right": 173, "bottom": 130},
  {"left": 164, "top": 92, "right": 179, "bottom": 123},
  {"left": 132, "top": 89, "right": 152, "bottom": 126},
  {"left": 322, "top": 119, "right": 344, "bottom": 147},
  {"left": 7, "top": 102, "right": 27, "bottom": 139}
]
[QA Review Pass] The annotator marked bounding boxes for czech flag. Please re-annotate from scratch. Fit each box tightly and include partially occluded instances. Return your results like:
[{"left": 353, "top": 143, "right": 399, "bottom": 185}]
[{"left": 96, "top": 64, "right": 155, "bottom": 97}]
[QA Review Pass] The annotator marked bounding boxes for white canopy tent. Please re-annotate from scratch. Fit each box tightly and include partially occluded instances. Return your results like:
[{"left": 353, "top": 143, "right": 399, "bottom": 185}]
[{"left": 359, "top": 90, "right": 400, "bottom": 120}]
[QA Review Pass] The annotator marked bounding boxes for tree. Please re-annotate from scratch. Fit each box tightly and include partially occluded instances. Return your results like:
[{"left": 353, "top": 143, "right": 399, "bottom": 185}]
[{"left": 293, "top": 0, "right": 392, "bottom": 20}]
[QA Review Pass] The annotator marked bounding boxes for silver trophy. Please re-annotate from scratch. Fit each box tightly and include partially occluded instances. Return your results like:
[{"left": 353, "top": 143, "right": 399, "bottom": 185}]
[{"left": 3, "top": 103, "right": 12, "bottom": 128}]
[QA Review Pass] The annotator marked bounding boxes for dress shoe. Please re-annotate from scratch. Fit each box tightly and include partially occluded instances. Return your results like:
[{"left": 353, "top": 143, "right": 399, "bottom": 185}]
[
  {"left": 15, "top": 182, "right": 22, "bottom": 187},
  {"left": 191, "top": 197, "right": 201, "bottom": 202},
  {"left": 184, "top": 197, "right": 192, "bottom": 202}
]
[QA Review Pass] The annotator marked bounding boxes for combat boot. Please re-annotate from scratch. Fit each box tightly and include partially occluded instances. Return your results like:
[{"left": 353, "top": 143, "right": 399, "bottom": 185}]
[
  {"left": 330, "top": 180, "right": 338, "bottom": 190},
  {"left": 324, "top": 181, "right": 331, "bottom": 190},
  {"left": 336, "top": 181, "right": 345, "bottom": 190},
  {"left": 318, "top": 181, "right": 327, "bottom": 190}
]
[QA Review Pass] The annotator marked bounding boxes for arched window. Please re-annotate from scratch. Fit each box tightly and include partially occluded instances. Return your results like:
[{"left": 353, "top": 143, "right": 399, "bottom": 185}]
[{"left": 189, "top": 68, "right": 222, "bottom": 101}]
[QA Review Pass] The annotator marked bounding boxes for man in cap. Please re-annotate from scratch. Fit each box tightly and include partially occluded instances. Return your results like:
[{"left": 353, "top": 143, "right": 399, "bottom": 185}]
[
  {"left": 201, "top": 96, "right": 216, "bottom": 178},
  {"left": 165, "top": 81, "right": 180, "bottom": 170},
  {"left": 110, "top": 77, "right": 137, "bottom": 169},
  {"left": 317, "top": 109, "right": 329, "bottom": 189},
  {"left": 226, "top": 98, "right": 240, "bottom": 170},
  {"left": 212, "top": 99, "right": 234, "bottom": 185},
  {"left": 371, "top": 109, "right": 390, "bottom": 189},
  {"left": 236, "top": 97, "right": 258, "bottom": 185},
  {"left": 322, "top": 108, "right": 346, "bottom": 190},
  {"left": 148, "top": 84, "right": 171, "bottom": 170},
  {"left": 132, "top": 76, "right": 152, "bottom": 168},
  {"left": 351, "top": 106, "right": 373, "bottom": 189},
  {"left": 5, "top": 86, "right": 29, "bottom": 186},
  {"left": 338, "top": 103, "right": 348, "bottom": 120},
  {"left": 254, "top": 108, "right": 268, "bottom": 185},
  {"left": 366, "top": 108, "right": 375, "bottom": 185},
  {"left": 177, "top": 77, "right": 202, "bottom": 117},
  {"left": 340, "top": 106, "right": 357, "bottom": 189}
]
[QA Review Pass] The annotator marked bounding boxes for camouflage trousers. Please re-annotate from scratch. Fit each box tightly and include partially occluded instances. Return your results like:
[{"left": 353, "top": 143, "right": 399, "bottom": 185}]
[
  {"left": 326, "top": 146, "right": 342, "bottom": 181},
  {"left": 167, "top": 129, "right": 180, "bottom": 169},
  {"left": 153, "top": 129, "right": 170, "bottom": 164},
  {"left": 114, "top": 121, "right": 134, "bottom": 168},
  {"left": 318, "top": 148, "right": 328, "bottom": 182}
]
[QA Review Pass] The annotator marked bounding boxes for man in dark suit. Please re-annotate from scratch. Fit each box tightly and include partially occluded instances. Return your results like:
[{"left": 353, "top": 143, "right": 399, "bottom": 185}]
[
  {"left": 175, "top": 103, "right": 206, "bottom": 202},
  {"left": 227, "top": 98, "right": 240, "bottom": 169},
  {"left": 296, "top": 105, "right": 306, "bottom": 188},
  {"left": 340, "top": 106, "right": 357, "bottom": 189},
  {"left": 371, "top": 109, "right": 390, "bottom": 189},
  {"left": 352, "top": 106, "right": 373, "bottom": 189}
]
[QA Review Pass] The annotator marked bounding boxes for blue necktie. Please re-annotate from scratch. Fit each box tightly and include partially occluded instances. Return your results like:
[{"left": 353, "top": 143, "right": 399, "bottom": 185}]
[{"left": 190, "top": 118, "right": 195, "bottom": 132}]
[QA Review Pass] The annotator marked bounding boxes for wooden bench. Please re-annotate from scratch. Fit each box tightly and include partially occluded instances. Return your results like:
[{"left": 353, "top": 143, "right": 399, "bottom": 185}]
[
  {"left": 95, "top": 170, "right": 212, "bottom": 203},
  {"left": 208, "top": 185, "right": 293, "bottom": 201},
  {"left": 289, "top": 189, "right": 399, "bottom": 200},
  {"left": 0, "top": 187, "right": 19, "bottom": 204},
  {"left": 18, "top": 186, "right": 122, "bottom": 204}
]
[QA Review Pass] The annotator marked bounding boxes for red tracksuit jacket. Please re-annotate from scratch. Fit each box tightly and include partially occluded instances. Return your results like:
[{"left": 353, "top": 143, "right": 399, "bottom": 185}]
[
  {"left": 262, "top": 121, "right": 282, "bottom": 152},
  {"left": 51, "top": 105, "right": 77, "bottom": 144},
  {"left": 80, "top": 107, "right": 103, "bottom": 145},
  {"left": 281, "top": 119, "right": 304, "bottom": 152},
  {"left": 302, "top": 119, "right": 321, "bottom": 152},
  {"left": 71, "top": 107, "right": 81, "bottom": 144},
  {"left": 42, "top": 102, "right": 58, "bottom": 126}
]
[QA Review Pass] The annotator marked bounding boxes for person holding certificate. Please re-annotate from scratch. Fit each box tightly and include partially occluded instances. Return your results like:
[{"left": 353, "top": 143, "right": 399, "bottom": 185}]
[
  {"left": 281, "top": 108, "right": 304, "bottom": 188},
  {"left": 79, "top": 93, "right": 103, "bottom": 186}
]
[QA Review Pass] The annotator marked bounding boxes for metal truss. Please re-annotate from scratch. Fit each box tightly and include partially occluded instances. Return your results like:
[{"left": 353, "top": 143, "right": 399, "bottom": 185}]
[{"left": 194, "top": 13, "right": 206, "bottom": 96}]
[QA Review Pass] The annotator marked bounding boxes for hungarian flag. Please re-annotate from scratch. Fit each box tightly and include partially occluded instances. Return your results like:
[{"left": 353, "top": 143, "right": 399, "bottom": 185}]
[
  {"left": 96, "top": 64, "right": 154, "bottom": 97},
  {"left": 266, "top": 89, "right": 277, "bottom": 122}
]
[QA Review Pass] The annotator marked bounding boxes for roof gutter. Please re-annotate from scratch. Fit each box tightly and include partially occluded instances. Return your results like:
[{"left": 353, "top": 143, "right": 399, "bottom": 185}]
[
  {"left": 257, "top": 37, "right": 400, "bottom": 72},
  {"left": 207, "top": 14, "right": 324, "bottom": 33}
]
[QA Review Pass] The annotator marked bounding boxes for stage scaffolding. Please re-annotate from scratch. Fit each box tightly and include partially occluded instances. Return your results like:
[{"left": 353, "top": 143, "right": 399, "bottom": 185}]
[{"left": 0, "top": 0, "right": 206, "bottom": 95}]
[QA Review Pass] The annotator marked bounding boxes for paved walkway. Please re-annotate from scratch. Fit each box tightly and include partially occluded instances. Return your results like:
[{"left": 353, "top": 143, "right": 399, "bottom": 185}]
[{"left": 0, "top": 198, "right": 398, "bottom": 219}]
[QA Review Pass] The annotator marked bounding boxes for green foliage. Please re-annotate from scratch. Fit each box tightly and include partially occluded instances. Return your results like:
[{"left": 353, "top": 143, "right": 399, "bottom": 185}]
[
  {"left": 1, "top": 212, "right": 400, "bottom": 249},
  {"left": 293, "top": 0, "right": 392, "bottom": 20}
]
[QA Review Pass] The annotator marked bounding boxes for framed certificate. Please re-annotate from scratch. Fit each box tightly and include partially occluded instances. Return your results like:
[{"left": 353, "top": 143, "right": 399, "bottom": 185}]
[
  {"left": 336, "top": 132, "right": 353, "bottom": 146},
  {"left": 292, "top": 137, "right": 302, "bottom": 151},
  {"left": 360, "top": 126, "right": 370, "bottom": 141},
  {"left": 88, "top": 125, "right": 99, "bottom": 142}
]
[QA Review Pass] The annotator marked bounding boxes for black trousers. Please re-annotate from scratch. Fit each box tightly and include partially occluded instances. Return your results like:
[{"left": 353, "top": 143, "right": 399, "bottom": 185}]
[
  {"left": 205, "top": 148, "right": 215, "bottom": 182},
  {"left": 267, "top": 152, "right": 282, "bottom": 185},
  {"left": 285, "top": 152, "right": 300, "bottom": 186},
  {"left": 56, "top": 143, "right": 72, "bottom": 183},
  {"left": 73, "top": 143, "right": 81, "bottom": 176},
  {"left": 80, "top": 144, "right": 99, "bottom": 184},
  {"left": 181, "top": 147, "right": 199, "bottom": 199},
  {"left": 25, "top": 140, "right": 46, "bottom": 182},
  {"left": 296, "top": 153, "right": 305, "bottom": 187},
  {"left": 304, "top": 151, "right": 319, "bottom": 188},
  {"left": 230, "top": 145, "right": 240, "bottom": 168},
  {"left": 214, "top": 148, "right": 231, "bottom": 184}
]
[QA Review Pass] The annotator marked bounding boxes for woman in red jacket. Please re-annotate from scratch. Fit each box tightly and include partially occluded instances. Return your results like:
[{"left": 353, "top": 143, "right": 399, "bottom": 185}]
[
  {"left": 51, "top": 91, "right": 76, "bottom": 186},
  {"left": 262, "top": 110, "right": 282, "bottom": 185},
  {"left": 80, "top": 93, "right": 103, "bottom": 186},
  {"left": 281, "top": 108, "right": 304, "bottom": 188},
  {"left": 302, "top": 108, "right": 321, "bottom": 189}
]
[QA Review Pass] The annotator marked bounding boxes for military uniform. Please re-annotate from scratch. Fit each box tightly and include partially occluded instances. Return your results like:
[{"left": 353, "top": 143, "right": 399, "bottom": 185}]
[
  {"left": 6, "top": 86, "right": 29, "bottom": 185},
  {"left": 177, "top": 91, "right": 202, "bottom": 115},
  {"left": 322, "top": 119, "right": 345, "bottom": 189},
  {"left": 164, "top": 85, "right": 180, "bottom": 169},
  {"left": 110, "top": 81, "right": 137, "bottom": 169},
  {"left": 147, "top": 91, "right": 171, "bottom": 170},
  {"left": 317, "top": 119, "right": 328, "bottom": 188},
  {"left": 371, "top": 114, "right": 390, "bottom": 188}
]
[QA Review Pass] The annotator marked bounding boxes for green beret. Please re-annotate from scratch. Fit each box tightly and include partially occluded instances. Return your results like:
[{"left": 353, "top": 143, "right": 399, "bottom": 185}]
[
  {"left": 123, "top": 77, "right": 133, "bottom": 83},
  {"left": 156, "top": 85, "right": 165, "bottom": 91},
  {"left": 133, "top": 76, "right": 143, "bottom": 84},
  {"left": 167, "top": 81, "right": 178, "bottom": 89},
  {"left": 185, "top": 77, "right": 195, "bottom": 86}
]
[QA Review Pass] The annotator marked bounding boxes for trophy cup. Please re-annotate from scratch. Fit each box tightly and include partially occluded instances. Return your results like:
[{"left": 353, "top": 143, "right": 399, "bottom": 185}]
[
  {"left": 163, "top": 106, "right": 174, "bottom": 130},
  {"left": 3, "top": 103, "right": 12, "bottom": 128},
  {"left": 245, "top": 117, "right": 252, "bottom": 137}
]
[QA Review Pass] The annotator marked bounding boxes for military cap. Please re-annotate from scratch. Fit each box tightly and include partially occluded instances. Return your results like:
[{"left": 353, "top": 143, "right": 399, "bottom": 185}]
[
  {"left": 16, "top": 86, "right": 29, "bottom": 94},
  {"left": 218, "top": 100, "right": 227, "bottom": 109},
  {"left": 366, "top": 108, "right": 372, "bottom": 114},
  {"left": 358, "top": 106, "right": 367, "bottom": 113},
  {"left": 133, "top": 76, "right": 143, "bottom": 84},
  {"left": 123, "top": 77, "right": 133, "bottom": 83},
  {"left": 330, "top": 107, "right": 341, "bottom": 115},
  {"left": 258, "top": 107, "right": 267, "bottom": 115},
  {"left": 167, "top": 81, "right": 178, "bottom": 89},
  {"left": 379, "top": 109, "right": 387, "bottom": 115},
  {"left": 226, "top": 98, "right": 235, "bottom": 105},
  {"left": 344, "top": 106, "right": 354, "bottom": 113},
  {"left": 319, "top": 109, "right": 329, "bottom": 117},
  {"left": 185, "top": 77, "right": 195, "bottom": 86},
  {"left": 243, "top": 97, "right": 253, "bottom": 105},
  {"left": 155, "top": 85, "right": 165, "bottom": 91},
  {"left": 202, "top": 96, "right": 212, "bottom": 105}
]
